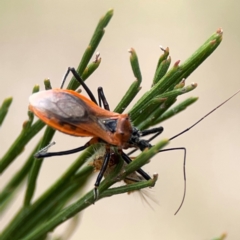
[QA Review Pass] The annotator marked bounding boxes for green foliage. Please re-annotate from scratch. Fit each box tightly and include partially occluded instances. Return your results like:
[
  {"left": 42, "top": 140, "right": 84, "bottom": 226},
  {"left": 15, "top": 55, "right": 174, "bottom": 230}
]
[{"left": 0, "top": 9, "right": 223, "bottom": 240}]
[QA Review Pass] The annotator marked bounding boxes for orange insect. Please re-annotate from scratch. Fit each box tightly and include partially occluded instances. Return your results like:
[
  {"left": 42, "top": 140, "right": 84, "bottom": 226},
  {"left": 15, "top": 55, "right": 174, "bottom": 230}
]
[
  {"left": 29, "top": 67, "right": 240, "bottom": 214},
  {"left": 29, "top": 89, "right": 132, "bottom": 146},
  {"left": 29, "top": 67, "right": 163, "bottom": 198}
]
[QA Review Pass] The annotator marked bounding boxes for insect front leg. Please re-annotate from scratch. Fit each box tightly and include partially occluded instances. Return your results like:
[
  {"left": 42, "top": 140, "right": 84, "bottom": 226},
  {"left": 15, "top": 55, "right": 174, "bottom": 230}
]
[
  {"left": 121, "top": 152, "right": 151, "bottom": 181},
  {"left": 97, "top": 87, "right": 110, "bottom": 110},
  {"left": 61, "top": 67, "right": 98, "bottom": 105},
  {"left": 140, "top": 126, "right": 164, "bottom": 138}
]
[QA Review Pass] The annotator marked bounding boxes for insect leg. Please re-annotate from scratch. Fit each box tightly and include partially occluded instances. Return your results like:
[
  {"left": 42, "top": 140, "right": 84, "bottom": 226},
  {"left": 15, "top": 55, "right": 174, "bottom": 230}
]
[
  {"left": 34, "top": 137, "right": 99, "bottom": 158},
  {"left": 121, "top": 152, "right": 151, "bottom": 180},
  {"left": 60, "top": 68, "right": 72, "bottom": 89},
  {"left": 140, "top": 126, "right": 164, "bottom": 137},
  {"left": 34, "top": 138, "right": 99, "bottom": 158},
  {"left": 138, "top": 127, "right": 165, "bottom": 150},
  {"left": 34, "top": 145, "right": 89, "bottom": 158},
  {"left": 61, "top": 67, "right": 98, "bottom": 105},
  {"left": 97, "top": 87, "right": 110, "bottom": 110},
  {"left": 94, "top": 147, "right": 111, "bottom": 199},
  {"left": 128, "top": 126, "right": 164, "bottom": 155}
]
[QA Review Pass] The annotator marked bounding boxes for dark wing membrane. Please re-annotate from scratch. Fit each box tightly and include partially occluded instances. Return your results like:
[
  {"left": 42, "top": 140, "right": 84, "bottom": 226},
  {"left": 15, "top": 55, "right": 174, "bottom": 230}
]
[{"left": 29, "top": 90, "right": 91, "bottom": 124}]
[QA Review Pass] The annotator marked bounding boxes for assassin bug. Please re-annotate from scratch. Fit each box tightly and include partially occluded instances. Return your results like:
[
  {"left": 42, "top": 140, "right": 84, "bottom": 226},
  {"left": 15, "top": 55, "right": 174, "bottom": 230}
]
[
  {"left": 29, "top": 67, "right": 240, "bottom": 214},
  {"left": 29, "top": 67, "right": 164, "bottom": 199}
]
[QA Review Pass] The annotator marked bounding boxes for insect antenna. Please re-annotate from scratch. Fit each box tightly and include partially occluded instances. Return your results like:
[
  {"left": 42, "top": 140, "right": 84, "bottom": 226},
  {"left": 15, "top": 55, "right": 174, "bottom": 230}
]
[
  {"left": 127, "top": 89, "right": 240, "bottom": 214},
  {"left": 162, "top": 89, "right": 240, "bottom": 214},
  {"left": 169, "top": 89, "right": 240, "bottom": 141}
]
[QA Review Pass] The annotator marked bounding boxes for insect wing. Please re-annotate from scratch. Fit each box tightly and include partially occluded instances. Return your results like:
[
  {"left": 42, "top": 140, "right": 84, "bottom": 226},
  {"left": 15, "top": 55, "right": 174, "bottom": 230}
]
[{"left": 29, "top": 89, "right": 94, "bottom": 136}]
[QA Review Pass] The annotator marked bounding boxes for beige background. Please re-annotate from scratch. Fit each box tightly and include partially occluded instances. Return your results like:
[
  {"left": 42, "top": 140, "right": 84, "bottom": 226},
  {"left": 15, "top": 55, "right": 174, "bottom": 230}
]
[{"left": 1, "top": 1, "right": 240, "bottom": 240}]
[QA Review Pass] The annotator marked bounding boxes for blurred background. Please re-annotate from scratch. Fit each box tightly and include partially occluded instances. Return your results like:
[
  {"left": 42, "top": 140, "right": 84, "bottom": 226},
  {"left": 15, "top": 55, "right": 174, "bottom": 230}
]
[{"left": 1, "top": 0, "right": 240, "bottom": 239}]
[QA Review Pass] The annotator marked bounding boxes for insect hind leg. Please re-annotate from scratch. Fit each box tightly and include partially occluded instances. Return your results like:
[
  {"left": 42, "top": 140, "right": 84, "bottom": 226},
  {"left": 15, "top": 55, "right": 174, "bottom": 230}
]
[
  {"left": 60, "top": 67, "right": 98, "bottom": 105},
  {"left": 34, "top": 143, "right": 89, "bottom": 158},
  {"left": 34, "top": 138, "right": 100, "bottom": 158}
]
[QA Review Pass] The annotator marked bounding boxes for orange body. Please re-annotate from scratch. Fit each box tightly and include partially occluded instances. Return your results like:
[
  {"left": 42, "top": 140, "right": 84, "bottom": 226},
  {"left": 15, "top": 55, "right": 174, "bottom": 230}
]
[{"left": 29, "top": 89, "right": 133, "bottom": 147}]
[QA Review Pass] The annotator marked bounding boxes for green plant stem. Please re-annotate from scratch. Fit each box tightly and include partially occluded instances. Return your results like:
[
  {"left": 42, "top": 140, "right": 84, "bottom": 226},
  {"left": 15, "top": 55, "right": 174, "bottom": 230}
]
[
  {"left": 2, "top": 10, "right": 115, "bottom": 239},
  {"left": 20, "top": 155, "right": 124, "bottom": 240},
  {"left": 123, "top": 139, "right": 169, "bottom": 177},
  {"left": 1, "top": 146, "right": 95, "bottom": 240},
  {"left": 0, "top": 143, "right": 39, "bottom": 213},
  {"left": 0, "top": 120, "right": 45, "bottom": 173},
  {"left": 211, "top": 233, "right": 227, "bottom": 240},
  {"left": 131, "top": 97, "right": 167, "bottom": 127},
  {"left": 154, "top": 47, "right": 169, "bottom": 71},
  {"left": 1, "top": 20, "right": 224, "bottom": 240},
  {"left": 114, "top": 48, "right": 142, "bottom": 113},
  {"left": 67, "top": 9, "right": 114, "bottom": 90},
  {"left": 24, "top": 127, "right": 55, "bottom": 206},
  {"left": 14, "top": 166, "right": 94, "bottom": 240},
  {"left": 155, "top": 97, "right": 198, "bottom": 123},
  {"left": 129, "top": 29, "right": 223, "bottom": 120},
  {"left": 99, "top": 174, "right": 158, "bottom": 198},
  {"left": 152, "top": 47, "right": 171, "bottom": 86},
  {"left": 136, "top": 83, "right": 197, "bottom": 129},
  {"left": 82, "top": 54, "right": 101, "bottom": 80},
  {"left": 17, "top": 139, "right": 168, "bottom": 240},
  {"left": 0, "top": 97, "right": 13, "bottom": 126}
]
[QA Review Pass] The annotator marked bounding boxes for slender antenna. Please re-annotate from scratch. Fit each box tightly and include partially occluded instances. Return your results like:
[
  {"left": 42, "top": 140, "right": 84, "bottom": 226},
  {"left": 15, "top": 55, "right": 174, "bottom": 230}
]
[
  {"left": 127, "top": 90, "right": 239, "bottom": 214},
  {"left": 170, "top": 89, "right": 240, "bottom": 141},
  {"left": 166, "top": 89, "right": 240, "bottom": 214}
]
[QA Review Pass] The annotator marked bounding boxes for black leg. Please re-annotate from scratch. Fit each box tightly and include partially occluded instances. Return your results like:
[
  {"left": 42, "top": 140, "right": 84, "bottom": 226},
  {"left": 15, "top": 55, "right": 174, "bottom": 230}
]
[
  {"left": 60, "top": 67, "right": 98, "bottom": 105},
  {"left": 127, "top": 126, "right": 164, "bottom": 155},
  {"left": 143, "top": 128, "right": 164, "bottom": 142},
  {"left": 121, "top": 152, "right": 151, "bottom": 180},
  {"left": 60, "top": 67, "right": 72, "bottom": 89},
  {"left": 140, "top": 126, "right": 164, "bottom": 137},
  {"left": 34, "top": 143, "right": 89, "bottom": 158},
  {"left": 93, "top": 150, "right": 111, "bottom": 199},
  {"left": 97, "top": 87, "right": 110, "bottom": 110}
]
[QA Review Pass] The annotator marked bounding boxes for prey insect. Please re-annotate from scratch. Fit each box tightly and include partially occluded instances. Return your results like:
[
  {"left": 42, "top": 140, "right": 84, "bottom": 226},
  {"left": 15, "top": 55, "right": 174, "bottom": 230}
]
[
  {"left": 90, "top": 146, "right": 159, "bottom": 208},
  {"left": 90, "top": 146, "right": 147, "bottom": 193}
]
